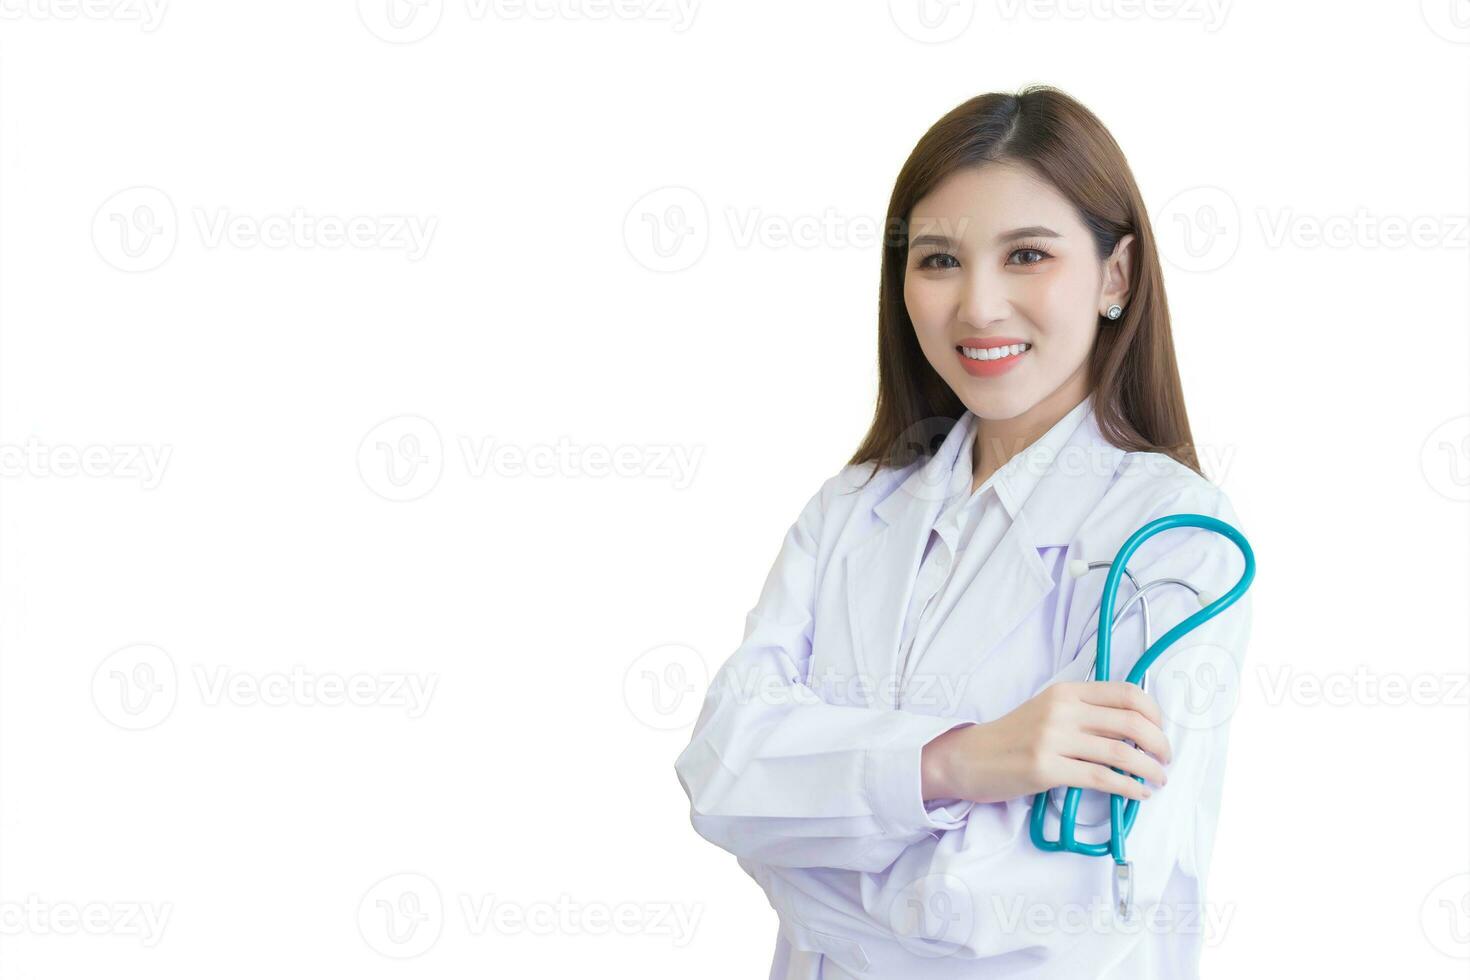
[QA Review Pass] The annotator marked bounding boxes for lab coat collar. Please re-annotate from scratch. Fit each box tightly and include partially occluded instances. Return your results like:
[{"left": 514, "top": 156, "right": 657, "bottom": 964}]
[
  {"left": 940, "top": 394, "right": 1096, "bottom": 526},
  {"left": 848, "top": 395, "right": 1126, "bottom": 701},
  {"left": 873, "top": 394, "right": 1116, "bottom": 545}
]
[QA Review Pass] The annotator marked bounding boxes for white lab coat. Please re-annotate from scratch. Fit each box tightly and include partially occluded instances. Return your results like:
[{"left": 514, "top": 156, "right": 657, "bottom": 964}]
[{"left": 673, "top": 398, "right": 1253, "bottom": 979}]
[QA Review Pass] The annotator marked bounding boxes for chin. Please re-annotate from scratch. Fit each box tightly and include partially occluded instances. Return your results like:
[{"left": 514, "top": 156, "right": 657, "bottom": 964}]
[{"left": 958, "top": 390, "right": 1038, "bottom": 421}]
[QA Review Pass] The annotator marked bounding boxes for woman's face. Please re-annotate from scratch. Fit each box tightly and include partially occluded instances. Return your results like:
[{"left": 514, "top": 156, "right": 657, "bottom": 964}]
[{"left": 903, "top": 162, "right": 1133, "bottom": 422}]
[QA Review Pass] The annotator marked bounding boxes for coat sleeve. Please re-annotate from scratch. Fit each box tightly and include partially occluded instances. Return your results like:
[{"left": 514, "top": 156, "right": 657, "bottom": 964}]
[
  {"left": 672, "top": 468, "right": 980, "bottom": 873},
  {"left": 742, "top": 484, "right": 1254, "bottom": 965}
]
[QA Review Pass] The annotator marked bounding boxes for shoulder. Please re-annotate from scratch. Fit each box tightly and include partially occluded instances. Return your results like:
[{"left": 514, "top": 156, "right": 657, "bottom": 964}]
[
  {"left": 1107, "top": 449, "right": 1243, "bottom": 526},
  {"left": 828, "top": 458, "right": 906, "bottom": 502},
  {"left": 794, "top": 457, "right": 904, "bottom": 515},
  {"left": 816, "top": 453, "right": 935, "bottom": 527},
  {"left": 1071, "top": 448, "right": 1249, "bottom": 574},
  {"left": 779, "top": 457, "right": 918, "bottom": 557},
  {"left": 1077, "top": 450, "right": 1252, "bottom": 591}
]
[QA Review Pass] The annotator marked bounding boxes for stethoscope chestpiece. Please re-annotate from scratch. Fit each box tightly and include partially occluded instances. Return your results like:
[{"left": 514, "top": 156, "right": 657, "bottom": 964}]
[{"left": 1112, "top": 860, "right": 1136, "bottom": 923}]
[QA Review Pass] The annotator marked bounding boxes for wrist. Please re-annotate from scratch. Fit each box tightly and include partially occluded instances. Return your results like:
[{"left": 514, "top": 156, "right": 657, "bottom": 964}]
[{"left": 920, "top": 722, "right": 974, "bottom": 801}]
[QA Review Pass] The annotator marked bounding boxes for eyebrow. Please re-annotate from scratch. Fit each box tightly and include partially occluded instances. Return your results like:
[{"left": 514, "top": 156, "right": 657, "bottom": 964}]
[{"left": 909, "top": 225, "right": 1063, "bottom": 249}]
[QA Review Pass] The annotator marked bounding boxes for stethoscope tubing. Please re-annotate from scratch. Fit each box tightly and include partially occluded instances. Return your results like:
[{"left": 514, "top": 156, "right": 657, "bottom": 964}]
[{"left": 1029, "top": 512, "right": 1256, "bottom": 865}]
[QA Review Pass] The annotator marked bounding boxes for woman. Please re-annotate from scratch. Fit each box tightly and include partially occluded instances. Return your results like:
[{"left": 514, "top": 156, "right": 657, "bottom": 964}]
[{"left": 673, "top": 86, "right": 1253, "bottom": 979}]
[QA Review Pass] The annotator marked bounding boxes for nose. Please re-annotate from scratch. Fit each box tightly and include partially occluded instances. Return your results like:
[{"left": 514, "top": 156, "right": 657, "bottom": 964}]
[{"left": 956, "top": 265, "right": 1011, "bottom": 330}]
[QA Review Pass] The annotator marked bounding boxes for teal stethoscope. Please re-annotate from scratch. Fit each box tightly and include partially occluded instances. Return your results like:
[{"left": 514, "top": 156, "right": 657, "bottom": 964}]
[{"left": 1028, "top": 513, "right": 1256, "bottom": 920}]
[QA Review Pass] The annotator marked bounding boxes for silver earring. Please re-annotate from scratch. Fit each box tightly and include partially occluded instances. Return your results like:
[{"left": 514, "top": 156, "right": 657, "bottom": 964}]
[{"left": 1105, "top": 304, "right": 1123, "bottom": 320}]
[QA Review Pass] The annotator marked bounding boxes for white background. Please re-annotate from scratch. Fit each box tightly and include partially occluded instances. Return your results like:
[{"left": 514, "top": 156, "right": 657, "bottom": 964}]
[{"left": 1, "top": 1, "right": 1467, "bottom": 977}]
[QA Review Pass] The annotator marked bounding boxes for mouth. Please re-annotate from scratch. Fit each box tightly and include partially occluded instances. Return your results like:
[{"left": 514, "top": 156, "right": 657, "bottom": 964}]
[
  {"left": 955, "top": 341, "right": 1032, "bottom": 362},
  {"left": 954, "top": 337, "right": 1031, "bottom": 377}
]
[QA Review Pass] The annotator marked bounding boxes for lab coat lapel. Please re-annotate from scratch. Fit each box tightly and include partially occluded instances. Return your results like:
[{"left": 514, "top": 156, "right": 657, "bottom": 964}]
[
  {"left": 899, "top": 511, "right": 1055, "bottom": 693},
  {"left": 839, "top": 406, "right": 1126, "bottom": 710},
  {"left": 840, "top": 416, "right": 971, "bottom": 708},
  {"left": 898, "top": 407, "right": 1128, "bottom": 698}
]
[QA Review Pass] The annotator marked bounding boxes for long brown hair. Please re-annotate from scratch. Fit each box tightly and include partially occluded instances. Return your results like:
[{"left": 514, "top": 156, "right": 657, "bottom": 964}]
[{"left": 848, "top": 84, "right": 1202, "bottom": 485}]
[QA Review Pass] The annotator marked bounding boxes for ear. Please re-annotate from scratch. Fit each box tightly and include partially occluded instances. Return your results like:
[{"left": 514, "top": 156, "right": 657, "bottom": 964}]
[{"left": 1100, "top": 233, "right": 1135, "bottom": 315}]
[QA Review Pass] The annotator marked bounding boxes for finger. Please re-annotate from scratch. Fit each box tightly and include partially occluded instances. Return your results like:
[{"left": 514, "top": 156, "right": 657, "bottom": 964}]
[
  {"left": 1059, "top": 759, "right": 1152, "bottom": 802},
  {"left": 1079, "top": 705, "right": 1173, "bottom": 764},
  {"left": 1074, "top": 681, "right": 1164, "bottom": 729},
  {"left": 1068, "top": 734, "right": 1168, "bottom": 787}
]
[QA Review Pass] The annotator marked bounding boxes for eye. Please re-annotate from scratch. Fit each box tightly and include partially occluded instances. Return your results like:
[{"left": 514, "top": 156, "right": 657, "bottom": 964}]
[
  {"left": 917, "top": 251, "right": 959, "bottom": 270},
  {"left": 1008, "top": 241, "right": 1053, "bottom": 266}
]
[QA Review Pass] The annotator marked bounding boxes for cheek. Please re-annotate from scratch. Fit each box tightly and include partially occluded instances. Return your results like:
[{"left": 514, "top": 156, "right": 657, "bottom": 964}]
[
  {"left": 1020, "top": 274, "right": 1097, "bottom": 354},
  {"left": 903, "top": 279, "right": 948, "bottom": 343}
]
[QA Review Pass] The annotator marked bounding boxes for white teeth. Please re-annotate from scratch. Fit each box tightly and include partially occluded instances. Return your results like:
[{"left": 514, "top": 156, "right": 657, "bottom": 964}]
[{"left": 960, "top": 342, "right": 1031, "bottom": 361}]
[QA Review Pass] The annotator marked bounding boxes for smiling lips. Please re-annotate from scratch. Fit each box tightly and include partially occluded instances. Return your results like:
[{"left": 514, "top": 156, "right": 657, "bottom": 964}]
[{"left": 955, "top": 336, "right": 1031, "bottom": 377}]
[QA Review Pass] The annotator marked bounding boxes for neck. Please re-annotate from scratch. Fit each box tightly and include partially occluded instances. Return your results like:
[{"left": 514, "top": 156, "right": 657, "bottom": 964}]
[{"left": 971, "top": 373, "right": 1090, "bottom": 495}]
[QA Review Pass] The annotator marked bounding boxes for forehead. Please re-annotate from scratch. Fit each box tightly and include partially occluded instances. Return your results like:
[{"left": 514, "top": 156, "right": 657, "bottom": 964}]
[{"left": 908, "top": 162, "right": 1079, "bottom": 236}]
